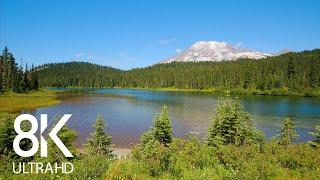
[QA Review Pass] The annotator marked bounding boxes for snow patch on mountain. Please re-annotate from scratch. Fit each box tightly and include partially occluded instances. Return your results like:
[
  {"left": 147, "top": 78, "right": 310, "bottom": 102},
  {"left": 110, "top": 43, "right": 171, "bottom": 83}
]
[{"left": 161, "top": 41, "right": 271, "bottom": 63}]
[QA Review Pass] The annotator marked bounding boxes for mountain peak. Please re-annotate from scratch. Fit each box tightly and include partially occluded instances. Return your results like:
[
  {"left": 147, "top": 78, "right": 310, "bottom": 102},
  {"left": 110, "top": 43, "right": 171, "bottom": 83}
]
[{"left": 161, "top": 41, "right": 271, "bottom": 63}]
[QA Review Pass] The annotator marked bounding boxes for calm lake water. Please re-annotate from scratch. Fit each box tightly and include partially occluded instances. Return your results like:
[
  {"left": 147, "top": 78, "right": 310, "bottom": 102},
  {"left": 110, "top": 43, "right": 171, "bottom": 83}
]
[{"left": 25, "top": 88, "right": 320, "bottom": 147}]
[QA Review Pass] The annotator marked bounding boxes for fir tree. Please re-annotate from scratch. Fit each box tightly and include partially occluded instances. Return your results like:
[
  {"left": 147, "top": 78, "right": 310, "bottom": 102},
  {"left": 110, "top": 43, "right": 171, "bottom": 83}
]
[
  {"left": 0, "top": 47, "right": 39, "bottom": 93},
  {"left": 207, "top": 96, "right": 263, "bottom": 147},
  {"left": 0, "top": 55, "right": 3, "bottom": 93},
  {"left": 277, "top": 117, "right": 299, "bottom": 146},
  {"left": 30, "top": 64, "right": 39, "bottom": 90},
  {"left": 139, "top": 105, "right": 173, "bottom": 147},
  {"left": 86, "top": 115, "right": 113, "bottom": 156},
  {"left": 153, "top": 105, "right": 173, "bottom": 146},
  {"left": 13, "top": 65, "right": 24, "bottom": 93},
  {"left": 23, "top": 62, "right": 30, "bottom": 92}
]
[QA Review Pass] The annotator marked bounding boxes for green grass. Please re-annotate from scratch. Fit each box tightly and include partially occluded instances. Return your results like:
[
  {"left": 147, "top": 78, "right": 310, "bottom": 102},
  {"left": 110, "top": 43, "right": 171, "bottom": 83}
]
[{"left": 0, "top": 90, "right": 61, "bottom": 113}]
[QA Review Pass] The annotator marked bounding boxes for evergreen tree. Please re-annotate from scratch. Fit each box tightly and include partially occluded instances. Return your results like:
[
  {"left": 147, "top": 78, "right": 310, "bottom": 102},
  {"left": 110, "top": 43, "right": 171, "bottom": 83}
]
[
  {"left": 277, "top": 117, "right": 299, "bottom": 146},
  {"left": 0, "top": 47, "right": 39, "bottom": 93},
  {"left": 309, "top": 125, "right": 320, "bottom": 148},
  {"left": 207, "top": 96, "right": 263, "bottom": 147},
  {"left": 8, "top": 54, "right": 18, "bottom": 90},
  {"left": 140, "top": 105, "right": 173, "bottom": 146},
  {"left": 13, "top": 65, "right": 24, "bottom": 93},
  {"left": 309, "top": 63, "right": 318, "bottom": 88},
  {"left": 23, "top": 62, "right": 30, "bottom": 92},
  {"left": 287, "top": 57, "right": 295, "bottom": 80},
  {"left": 30, "top": 64, "right": 39, "bottom": 90},
  {"left": 1, "top": 47, "right": 10, "bottom": 91},
  {"left": 0, "top": 55, "right": 3, "bottom": 93},
  {"left": 153, "top": 105, "right": 173, "bottom": 146},
  {"left": 86, "top": 114, "right": 113, "bottom": 156}
]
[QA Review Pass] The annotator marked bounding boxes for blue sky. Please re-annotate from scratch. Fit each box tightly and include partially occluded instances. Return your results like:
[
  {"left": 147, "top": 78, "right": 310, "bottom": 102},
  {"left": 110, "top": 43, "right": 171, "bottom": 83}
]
[{"left": 1, "top": 0, "right": 320, "bottom": 69}]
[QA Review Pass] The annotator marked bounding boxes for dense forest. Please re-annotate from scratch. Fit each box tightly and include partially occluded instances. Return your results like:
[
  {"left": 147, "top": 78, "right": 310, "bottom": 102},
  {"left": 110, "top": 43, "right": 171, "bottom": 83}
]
[
  {"left": 37, "top": 62, "right": 121, "bottom": 88},
  {"left": 36, "top": 49, "right": 320, "bottom": 96},
  {"left": 0, "top": 47, "right": 39, "bottom": 93}
]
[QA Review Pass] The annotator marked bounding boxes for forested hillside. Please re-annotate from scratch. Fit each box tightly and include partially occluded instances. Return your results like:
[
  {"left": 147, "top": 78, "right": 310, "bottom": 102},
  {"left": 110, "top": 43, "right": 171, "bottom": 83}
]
[
  {"left": 37, "top": 62, "right": 122, "bottom": 87},
  {"left": 37, "top": 49, "right": 320, "bottom": 95}
]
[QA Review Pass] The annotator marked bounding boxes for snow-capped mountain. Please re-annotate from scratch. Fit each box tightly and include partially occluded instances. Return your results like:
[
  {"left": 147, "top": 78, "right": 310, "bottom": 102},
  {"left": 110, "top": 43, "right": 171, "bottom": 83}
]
[{"left": 161, "top": 41, "right": 271, "bottom": 63}]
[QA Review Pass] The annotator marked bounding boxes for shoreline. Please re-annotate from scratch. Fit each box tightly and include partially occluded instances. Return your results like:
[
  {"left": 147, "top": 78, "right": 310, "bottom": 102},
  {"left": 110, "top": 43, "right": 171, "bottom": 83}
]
[{"left": 47, "top": 86, "right": 320, "bottom": 97}]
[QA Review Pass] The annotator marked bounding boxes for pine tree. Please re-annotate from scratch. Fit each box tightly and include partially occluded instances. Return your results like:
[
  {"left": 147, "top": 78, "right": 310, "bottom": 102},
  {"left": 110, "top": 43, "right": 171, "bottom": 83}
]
[
  {"left": 309, "top": 125, "right": 320, "bottom": 148},
  {"left": 0, "top": 55, "right": 3, "bottom": 93},
  {"left": 13, "top": 65, "right": 24, "bottom": 93},
  {"left": 153, "top": 105, "right": 173, "bottom": 146},
  {"left": 0, "top": 47, "right": 38, "bottom": 92},
  {"left": 207, "top": 96, "right": 263, "bottom": 147},
  {"left": 86, "top": 115, "right": 113, "bottom": 156},
  {"left": 277, "top": 117, "right": 299, "bottom": 146},
  {"left": 23, "top": 62, "right": 30, "bottom": 92},
  {"left": 30, "top": 64, "right": 39, "bottom": 90},
  {"left": 1, "top": 47, "right": 9, "bottom": 90},
  {"left": 7, "top": 53, "right": 18, "bottom": 89},
  {"left": 139, "top": 105, "right": 173, "bottom": 147}
]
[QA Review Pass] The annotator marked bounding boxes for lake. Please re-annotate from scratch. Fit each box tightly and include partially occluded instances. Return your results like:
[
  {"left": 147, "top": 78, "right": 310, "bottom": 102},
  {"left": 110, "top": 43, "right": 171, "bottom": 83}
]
[{"left": 24, "top": 88, "right": 320, "bottom": 147}]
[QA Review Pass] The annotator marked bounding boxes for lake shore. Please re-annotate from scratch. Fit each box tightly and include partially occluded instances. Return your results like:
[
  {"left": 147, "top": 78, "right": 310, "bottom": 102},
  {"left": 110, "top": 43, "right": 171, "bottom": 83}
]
[
  {"left": 123, "top": 87, "right": 320, "bottom": 97},
  {"left": 48, "top": 86, "right": 320, "bottom": 97}
]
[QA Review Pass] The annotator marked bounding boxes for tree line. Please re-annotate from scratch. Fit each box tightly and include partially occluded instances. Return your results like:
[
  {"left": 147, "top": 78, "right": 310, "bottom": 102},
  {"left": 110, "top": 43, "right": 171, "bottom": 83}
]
[
  {"left": 0, "top": 47, "right": 39, "bottom": 93},
  {"left": 35, "top": 49, "right": 320, "bottom": 95},
  {"left": 1, "top": 47, "right": 320, "bottom": 95}
]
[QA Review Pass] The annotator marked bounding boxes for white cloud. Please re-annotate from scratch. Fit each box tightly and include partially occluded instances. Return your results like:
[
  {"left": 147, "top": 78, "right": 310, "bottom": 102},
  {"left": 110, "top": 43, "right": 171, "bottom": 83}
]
[
  {"left": 158, "top": 38, "right": 176, "bottom": 45},
  {"left": 175, "top": 48, "right": 182, "bottom": 53}
]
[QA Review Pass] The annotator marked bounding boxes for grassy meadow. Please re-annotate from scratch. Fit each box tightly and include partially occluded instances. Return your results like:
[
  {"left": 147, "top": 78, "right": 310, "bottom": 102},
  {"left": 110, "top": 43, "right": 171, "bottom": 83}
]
[{"left": 0, "top": 90, "right": 61, "bottom": 113}]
